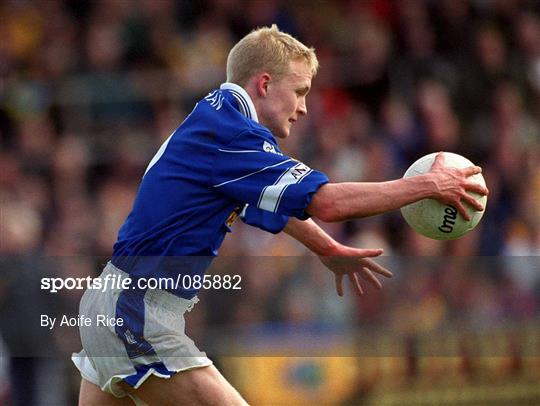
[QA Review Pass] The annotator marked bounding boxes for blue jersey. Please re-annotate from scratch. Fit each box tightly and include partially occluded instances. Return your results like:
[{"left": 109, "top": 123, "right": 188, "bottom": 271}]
[{"left": 111, "top": 83, "right": 328, "bottom": 298}]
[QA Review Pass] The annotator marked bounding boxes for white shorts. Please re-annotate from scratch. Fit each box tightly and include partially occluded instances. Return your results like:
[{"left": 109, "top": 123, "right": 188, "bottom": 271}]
[{"left": 72, "top": 263, "right": 212, "bottom": 398}]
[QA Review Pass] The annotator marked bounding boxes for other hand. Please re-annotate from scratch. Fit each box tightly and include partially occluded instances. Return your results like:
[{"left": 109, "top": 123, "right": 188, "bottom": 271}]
[{"left": 319, "top": 245, "right": 392, "bottom": 297}]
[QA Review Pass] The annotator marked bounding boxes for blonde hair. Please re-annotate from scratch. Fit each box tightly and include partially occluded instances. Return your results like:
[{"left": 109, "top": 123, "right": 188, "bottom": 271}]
[{"left": 226, "top": 25, "right": 319, "bottom": 86}]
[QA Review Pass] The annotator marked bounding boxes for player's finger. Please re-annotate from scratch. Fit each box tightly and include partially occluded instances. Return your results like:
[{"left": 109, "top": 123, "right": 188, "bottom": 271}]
[
  {"left": 464, "top": 182, "right": 489, "bottom": 196},
  {"left": 360, "top": 268, "right": 382, "bottom": 290},
  {"left": 455, "top": 201, "right": 471, "bottom": 221},
  {"left": 348, "top": 273, "right": 363, "bottom": 296},
  {"left": 335, "top": 273, "right": 344, "bottom": 297},
  {"left": 462, "top": 165, "right": 482, "bottom": 177},
  {"left": 362, "top": 258, "right": 393, "bottom": 278},
  {"left": 461, "top": 192, "right": 484, "bottom": 211}
]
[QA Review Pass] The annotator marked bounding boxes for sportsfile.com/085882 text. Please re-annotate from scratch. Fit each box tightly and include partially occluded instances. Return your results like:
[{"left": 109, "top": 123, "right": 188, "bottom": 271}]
[{"left": 40, "top": 273, "right": 242, "bottom": 293}]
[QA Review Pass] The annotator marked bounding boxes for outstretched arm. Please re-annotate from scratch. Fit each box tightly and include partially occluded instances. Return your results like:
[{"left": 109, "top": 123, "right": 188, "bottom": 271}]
[
  {"left": 307, "top": 152, "right": 489, "bottom": 222},
  {"left": 284, "top": 217, "right": 392, "bottom": 296}
]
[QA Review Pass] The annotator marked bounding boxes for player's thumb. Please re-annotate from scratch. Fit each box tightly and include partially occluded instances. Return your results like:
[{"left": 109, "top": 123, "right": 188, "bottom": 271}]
[
  {"left": 356, "top": 248, "right": 384, "bottom": 257},
  {"left": 432, "top": 151, "right": 445, "bottom": 167}
]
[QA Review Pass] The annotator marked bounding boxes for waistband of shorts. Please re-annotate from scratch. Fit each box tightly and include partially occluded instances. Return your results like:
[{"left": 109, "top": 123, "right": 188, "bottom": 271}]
[{"left": 103, "top": 262, "right": 199, "bottom": 313}]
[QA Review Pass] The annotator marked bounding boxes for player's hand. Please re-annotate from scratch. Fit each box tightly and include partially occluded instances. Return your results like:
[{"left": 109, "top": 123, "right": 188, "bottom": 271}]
[
  {"left": 428, "top": 152, "right": 489, "bottom": 221},
  {"left": 319, "top": 245, "right": 392, "bottom": 297}
]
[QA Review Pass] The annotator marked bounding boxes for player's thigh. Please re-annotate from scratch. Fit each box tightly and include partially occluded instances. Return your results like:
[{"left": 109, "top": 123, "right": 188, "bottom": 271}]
[
  {"left": 79, "top": 378, "right": 134, "bottom": 406},
  {"left": 119, "top": 364, "right": 248, "bottom": 406}
]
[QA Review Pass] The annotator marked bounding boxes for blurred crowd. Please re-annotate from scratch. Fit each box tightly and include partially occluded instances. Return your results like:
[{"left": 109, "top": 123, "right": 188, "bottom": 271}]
[{"left": 1, "top": 0, "right": 540, "bottom": 404}]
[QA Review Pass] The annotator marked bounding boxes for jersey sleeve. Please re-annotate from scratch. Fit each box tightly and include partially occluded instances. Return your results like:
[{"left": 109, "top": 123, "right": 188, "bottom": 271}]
[
  {"left": 240, "top": 204, "right": 288, "bottom": 234},
  {"left": 211, "top": 129, "right": 329, "bottom": 220}
]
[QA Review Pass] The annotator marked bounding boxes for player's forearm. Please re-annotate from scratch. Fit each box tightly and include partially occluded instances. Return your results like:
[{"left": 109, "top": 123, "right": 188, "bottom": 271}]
[
  {"left": 307, "top": 175, "right": 435, "bottom": 222},
  {"left": 283, "top": 217, "right": 338, "bottom": 256}
]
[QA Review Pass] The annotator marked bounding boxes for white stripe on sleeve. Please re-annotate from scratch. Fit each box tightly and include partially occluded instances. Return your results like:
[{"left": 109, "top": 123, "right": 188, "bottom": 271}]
[{"left": 257, "top": 162, "right": 313, "bottom": 213}]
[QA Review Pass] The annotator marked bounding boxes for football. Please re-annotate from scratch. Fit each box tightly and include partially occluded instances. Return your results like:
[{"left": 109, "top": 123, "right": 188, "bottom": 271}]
[{"left": 400, "top": 152, "right": 487, "bottom": 240}]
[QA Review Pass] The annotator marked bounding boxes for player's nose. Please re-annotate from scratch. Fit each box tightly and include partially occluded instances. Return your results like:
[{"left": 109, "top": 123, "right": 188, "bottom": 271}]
[{"left": 297, "top": 99, "right": 307, "bottom": 115}]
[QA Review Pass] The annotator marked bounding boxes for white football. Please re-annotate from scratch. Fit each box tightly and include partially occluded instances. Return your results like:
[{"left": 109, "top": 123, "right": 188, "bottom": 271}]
[{"left": 400, "top": 152, "right": 487, "bottom": 240}]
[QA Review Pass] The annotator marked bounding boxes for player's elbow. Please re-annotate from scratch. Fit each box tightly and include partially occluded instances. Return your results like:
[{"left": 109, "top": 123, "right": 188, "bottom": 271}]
[{"left": 307, "top": 186, "right": 344, "bottom": 222}]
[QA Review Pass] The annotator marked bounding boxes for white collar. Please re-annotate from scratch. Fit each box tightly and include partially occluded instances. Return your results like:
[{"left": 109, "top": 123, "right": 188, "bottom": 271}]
[{"left": 220, "top": 82, "right": 259, "bottom": 123}]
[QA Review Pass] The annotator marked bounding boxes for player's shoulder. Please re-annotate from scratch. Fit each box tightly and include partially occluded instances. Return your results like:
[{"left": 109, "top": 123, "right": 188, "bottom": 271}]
[
  {"left": 195, "top": 88, "right": 253, "bottom": 134},
  {"left": 200, "top": 88, "right": 275, "bottom": 145},
  {"left": 221, "top": 122, "right": 281, "bottom": 154}
]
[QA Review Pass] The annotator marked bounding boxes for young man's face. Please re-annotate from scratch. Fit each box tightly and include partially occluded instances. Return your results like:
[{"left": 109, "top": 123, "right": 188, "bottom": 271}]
[{"left": 259, "top": 59, "right": 312, "bottom": 139}]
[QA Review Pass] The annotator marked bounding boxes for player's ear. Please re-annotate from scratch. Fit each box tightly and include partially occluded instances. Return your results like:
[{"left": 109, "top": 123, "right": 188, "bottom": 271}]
[{"left": 256, "top": 73, "right": 271, "bottom": 97}]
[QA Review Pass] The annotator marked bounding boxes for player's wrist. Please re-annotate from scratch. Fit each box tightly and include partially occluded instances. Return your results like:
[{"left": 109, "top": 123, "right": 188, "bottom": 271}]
[
  {"left": 317, "top": 240, "right": 341, "bottom": 257},
  {"left": 401, "top": 172, "right": 439, "bottom": 202},
  {"left": 415, "top": 173, "right": 439, "bottom": 200}
]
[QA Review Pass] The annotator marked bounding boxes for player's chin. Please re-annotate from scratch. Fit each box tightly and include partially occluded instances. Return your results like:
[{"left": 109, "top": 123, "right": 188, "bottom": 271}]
[{"left": 274, "top": 128, "right": 290, "bottom": 139}]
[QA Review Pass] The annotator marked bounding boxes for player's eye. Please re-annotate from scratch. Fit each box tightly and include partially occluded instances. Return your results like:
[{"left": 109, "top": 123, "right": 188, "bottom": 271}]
[{"left": 296, "top": 86, "right": 310, "bottom": 97}]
